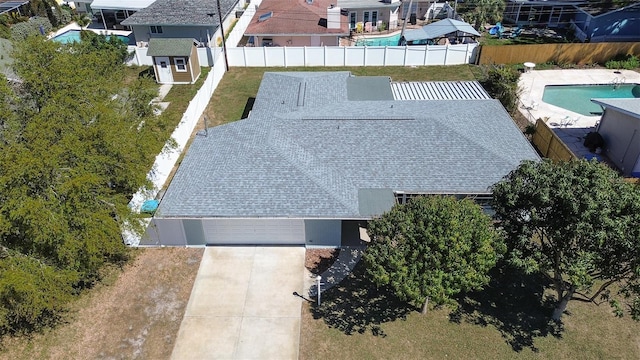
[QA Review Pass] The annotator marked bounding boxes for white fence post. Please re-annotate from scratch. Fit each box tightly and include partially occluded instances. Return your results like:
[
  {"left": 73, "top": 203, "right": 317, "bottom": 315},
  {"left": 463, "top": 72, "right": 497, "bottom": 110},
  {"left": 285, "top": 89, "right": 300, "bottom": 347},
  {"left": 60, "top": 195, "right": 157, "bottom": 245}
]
[
  {"left": 324, "top": 46, "right": 327, "bottom": 66},
  {"left": 444, "top": 44, "right": 449, "bottom": 65},
  {"left": 423, "top": 46, "right": 428, "bottom": 65},
  {"left": 263, "top": 46, "right": 267, "bottom": 67},
  {"left": 364, "top": 46, "right": 368, "bottom": 66},
  {"left": 383, "top": 46, "right": 388, "bottom": 66},
  {"left": 403, "top": 46, "right": 408, "bottom": 66}
]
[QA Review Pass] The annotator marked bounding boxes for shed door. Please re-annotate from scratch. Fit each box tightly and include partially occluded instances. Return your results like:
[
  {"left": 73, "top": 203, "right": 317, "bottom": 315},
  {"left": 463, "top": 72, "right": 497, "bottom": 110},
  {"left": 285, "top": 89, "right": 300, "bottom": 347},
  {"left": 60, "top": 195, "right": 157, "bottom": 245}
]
[
  {"left": 203, "top": 219, "right": 304, "bottom": 245},
  {"left": 155, "top": 56, "right": 173, "bottom": 83}
]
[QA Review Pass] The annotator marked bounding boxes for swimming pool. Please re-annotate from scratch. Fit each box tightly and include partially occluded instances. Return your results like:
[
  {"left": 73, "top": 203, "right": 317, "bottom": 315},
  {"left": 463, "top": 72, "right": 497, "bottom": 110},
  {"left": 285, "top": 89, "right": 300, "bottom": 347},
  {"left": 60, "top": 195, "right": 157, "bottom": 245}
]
[
  {"left": 355, "top": 33, "right": 401, "bottom": 46},
  {"left": 52, "top": 30, "right": 130, "bottom": 45},
  {"left": 542, "top": 83, "right": 640, "bottom": 116}
]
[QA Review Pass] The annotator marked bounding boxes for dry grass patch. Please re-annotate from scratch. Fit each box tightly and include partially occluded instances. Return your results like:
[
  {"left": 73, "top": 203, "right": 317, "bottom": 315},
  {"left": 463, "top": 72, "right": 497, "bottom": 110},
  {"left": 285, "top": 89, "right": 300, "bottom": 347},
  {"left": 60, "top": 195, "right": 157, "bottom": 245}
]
[{"left": 0, "top": 248, "right": 203, "bottom": 360}]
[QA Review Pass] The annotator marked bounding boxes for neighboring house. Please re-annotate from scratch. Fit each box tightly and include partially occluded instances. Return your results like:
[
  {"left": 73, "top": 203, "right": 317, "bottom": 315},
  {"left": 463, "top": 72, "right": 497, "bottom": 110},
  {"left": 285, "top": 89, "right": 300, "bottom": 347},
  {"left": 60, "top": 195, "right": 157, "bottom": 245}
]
[
  {"left": 503, "top": 0, "right": 584, "bottom": 28},
  {"left": 74, "top": 0, "right": 157, "bottom": 29},
  {"left": 399, "top": 0, "right": 454, "bottom": 23},
  {"left": 401, "top": 18, "right": 479, "bottom": 45},
  {"left": 504, "top": 0, "right": 640, "bottom": 42},
  {"left": 593, "top": 98, "right": 640, "bottom": 177},
  {"left": 143, "top": 71, "right": 540, "bottom": 247},
  {"left": 572, "top": 2, "right": 640, "bottom": 42},
  {"left": 338, "top": 0, "right": 401, "bottom": 31},
  {"left": 244, "top": 0, "right": 349, "bottom": 47},
  {"left": 0, "top": 0, "right": 30, "bottom": 16},
  {"left": 147, "top": 38, "right": 201, "bottom": 84},
  {"left": 121, "top": 0, "right": 240, "bottom": 47}
]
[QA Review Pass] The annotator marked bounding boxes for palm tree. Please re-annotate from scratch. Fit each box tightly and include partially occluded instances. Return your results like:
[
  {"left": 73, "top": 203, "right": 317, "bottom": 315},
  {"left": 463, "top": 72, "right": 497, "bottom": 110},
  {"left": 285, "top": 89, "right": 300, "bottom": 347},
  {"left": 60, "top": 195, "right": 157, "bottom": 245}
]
[
  {"left": 74, "top": 14, "right": 91, "bottom": 29},
  {"left": 460, "top": 0, "right": 505, "bottom": 29}
]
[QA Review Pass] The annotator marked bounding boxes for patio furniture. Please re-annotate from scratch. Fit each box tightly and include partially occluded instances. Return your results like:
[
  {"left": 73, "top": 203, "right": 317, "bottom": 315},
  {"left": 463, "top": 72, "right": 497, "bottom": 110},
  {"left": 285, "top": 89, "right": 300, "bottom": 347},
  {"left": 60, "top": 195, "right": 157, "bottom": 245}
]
[
  {"left": 524, "top": 62, "right": 536, "bottom": 72},
  {"left": 560, "top": 115, "right": 578, "bottom": 127}
]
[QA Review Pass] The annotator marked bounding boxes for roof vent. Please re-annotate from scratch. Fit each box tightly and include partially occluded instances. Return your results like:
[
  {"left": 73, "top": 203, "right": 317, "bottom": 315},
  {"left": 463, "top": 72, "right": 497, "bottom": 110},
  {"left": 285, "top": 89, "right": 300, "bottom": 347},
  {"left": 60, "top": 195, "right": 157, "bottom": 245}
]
[{"left": 307, "top": 0, "right": 313, "bottom": 4}]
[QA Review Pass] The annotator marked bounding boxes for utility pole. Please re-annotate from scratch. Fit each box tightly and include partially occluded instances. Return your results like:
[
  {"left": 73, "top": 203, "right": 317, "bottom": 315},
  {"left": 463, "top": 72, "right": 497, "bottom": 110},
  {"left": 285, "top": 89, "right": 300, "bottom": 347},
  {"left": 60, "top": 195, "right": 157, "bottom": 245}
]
[
  {"left": 211, "top": 0, "right": 229, "bottom": 71},
  {"left": 399, "top": 0, "right": 414, "bottom": 44}
]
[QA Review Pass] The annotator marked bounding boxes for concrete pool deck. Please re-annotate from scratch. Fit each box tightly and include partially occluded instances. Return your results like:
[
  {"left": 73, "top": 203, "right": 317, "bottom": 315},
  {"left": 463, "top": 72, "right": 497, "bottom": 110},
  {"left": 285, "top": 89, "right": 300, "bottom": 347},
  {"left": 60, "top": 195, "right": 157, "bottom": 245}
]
[{"left": 518, "top": 68, "right": 640, "bottom": 158}]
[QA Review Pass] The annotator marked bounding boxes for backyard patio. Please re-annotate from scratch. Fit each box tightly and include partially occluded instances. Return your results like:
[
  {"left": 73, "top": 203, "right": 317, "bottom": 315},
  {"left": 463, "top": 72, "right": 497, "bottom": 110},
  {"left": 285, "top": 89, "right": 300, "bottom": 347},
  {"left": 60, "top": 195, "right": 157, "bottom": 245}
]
[{"left": 518, "top": 68, "right": 640, "bottom": 159}]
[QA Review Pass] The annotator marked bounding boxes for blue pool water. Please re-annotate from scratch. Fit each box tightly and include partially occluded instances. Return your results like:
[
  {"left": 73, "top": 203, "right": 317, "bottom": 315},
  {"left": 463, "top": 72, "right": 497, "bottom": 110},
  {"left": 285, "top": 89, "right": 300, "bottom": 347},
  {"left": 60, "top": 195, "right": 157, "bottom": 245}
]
[
  {"left": 355, "top": 33, "right": 401, "bottom": 46},
  {"left": 52, "top": 30, "right": 130, "bottom": 45},
  {"left": 542, "top": 84, "right": 640, "bottom": 116}
]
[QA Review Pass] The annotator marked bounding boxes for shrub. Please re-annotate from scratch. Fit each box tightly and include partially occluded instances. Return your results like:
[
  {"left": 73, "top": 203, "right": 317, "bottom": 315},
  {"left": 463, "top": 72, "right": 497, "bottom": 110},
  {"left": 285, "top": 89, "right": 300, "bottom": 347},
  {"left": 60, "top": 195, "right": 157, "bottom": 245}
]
[
  {"left": 605, "top": 54, "right": 640, "bottom": 70},
  {"left": 10, "top": 16, "right": 52, "bottom": 41},
  {"left": 480, "top": 64, "right": 521, "bottom": 114},
  {"left": 0, "top": 255, "right": 77, "bottom": 335},
  {"left": 51, "top": 8, "right": 72, "bottom": 26}
]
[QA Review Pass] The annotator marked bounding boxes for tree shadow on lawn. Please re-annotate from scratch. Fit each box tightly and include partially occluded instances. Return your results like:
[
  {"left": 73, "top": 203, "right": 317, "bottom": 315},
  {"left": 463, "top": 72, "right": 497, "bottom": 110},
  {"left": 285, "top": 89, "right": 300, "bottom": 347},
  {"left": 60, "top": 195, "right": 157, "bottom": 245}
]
[
  {"left": 449, "top": 265, "right": 564, "bottom": 352},
  {"left": 311, "top": 261, "right": 415, "bottom": 337}
]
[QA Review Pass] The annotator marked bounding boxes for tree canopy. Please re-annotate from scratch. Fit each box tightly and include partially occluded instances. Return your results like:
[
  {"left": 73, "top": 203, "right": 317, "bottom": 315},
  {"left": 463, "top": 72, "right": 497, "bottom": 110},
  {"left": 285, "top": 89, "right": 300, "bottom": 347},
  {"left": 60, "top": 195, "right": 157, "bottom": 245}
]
[
  {"left": 363, "top": 196, "right": 505, "bottom": 313},
  {"left": 0, "top": 35, "right": 159, "bottom": 335},
  {"left": 459, "top": 0, "right": 505, "bottom": 29},
  {"left": 492, "top": 159, "right": 640, "bottom": 321}
]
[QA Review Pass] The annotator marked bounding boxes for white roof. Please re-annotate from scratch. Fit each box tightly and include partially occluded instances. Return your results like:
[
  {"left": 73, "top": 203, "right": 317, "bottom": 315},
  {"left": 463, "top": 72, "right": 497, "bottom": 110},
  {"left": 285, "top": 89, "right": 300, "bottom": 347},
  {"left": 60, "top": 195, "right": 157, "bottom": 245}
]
[
  {"left": 392, "top": 81, "right": 491, "bottom": 100},
  {"left": 90, "top": 0, "right": 156, "bottom": 11}
]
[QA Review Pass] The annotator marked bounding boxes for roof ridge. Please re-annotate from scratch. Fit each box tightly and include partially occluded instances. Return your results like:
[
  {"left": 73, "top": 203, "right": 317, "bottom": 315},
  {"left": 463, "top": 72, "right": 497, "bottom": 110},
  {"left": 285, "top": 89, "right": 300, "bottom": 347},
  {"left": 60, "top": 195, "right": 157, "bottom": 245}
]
[{"left": 267, "top": 127, "right": 359, "bottom": 214}]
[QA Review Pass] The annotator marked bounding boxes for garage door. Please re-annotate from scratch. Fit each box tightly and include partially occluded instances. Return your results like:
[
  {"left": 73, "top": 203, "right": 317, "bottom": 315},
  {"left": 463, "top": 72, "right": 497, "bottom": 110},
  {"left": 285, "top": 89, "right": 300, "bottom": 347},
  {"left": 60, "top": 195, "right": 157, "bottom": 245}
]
[{"left": 203, "top": 219, "right": 305, "bottom": 245}]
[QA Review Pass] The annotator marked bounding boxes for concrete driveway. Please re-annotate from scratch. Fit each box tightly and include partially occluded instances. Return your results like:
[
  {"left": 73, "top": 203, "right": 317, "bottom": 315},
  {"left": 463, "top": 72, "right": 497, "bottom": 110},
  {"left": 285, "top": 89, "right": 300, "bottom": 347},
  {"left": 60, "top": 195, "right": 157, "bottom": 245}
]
[{"left": 170, "top": 246, "right": 306, "bottom": 360}]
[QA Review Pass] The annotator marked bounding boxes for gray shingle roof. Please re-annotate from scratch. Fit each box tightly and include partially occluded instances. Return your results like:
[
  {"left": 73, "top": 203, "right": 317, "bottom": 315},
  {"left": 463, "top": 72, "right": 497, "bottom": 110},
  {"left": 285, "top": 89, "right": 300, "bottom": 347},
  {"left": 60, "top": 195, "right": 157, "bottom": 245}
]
[
  {"left": 157, "top": 72, "right": 540, "bottom": 219},
  {"left": 591, "top": 98, "right": 640, "bottom": 119},
  {"left": 121, "top": 0, "right": 238, "bottom": 26},
  {"left": 147, "top": 38, "right": 194, "bottom": 56}
]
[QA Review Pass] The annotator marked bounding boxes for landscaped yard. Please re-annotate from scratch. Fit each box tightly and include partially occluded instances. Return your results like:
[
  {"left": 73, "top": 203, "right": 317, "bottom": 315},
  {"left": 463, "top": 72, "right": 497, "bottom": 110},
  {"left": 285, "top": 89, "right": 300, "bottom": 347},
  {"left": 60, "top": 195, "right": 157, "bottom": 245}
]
[{"left": 300, "top": 261, "right": 640, "bottom": 359}]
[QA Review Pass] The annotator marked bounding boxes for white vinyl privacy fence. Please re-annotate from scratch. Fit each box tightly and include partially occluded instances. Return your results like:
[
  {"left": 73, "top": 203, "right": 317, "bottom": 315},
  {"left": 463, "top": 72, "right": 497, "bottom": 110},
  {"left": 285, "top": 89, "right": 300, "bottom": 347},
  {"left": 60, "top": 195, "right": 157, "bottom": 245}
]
[
  {"left": 130, "top": 43, "right": 478, "bottom": 67},
  {"left": 227, "top": 43, "right": 478, "bottom": 67}
]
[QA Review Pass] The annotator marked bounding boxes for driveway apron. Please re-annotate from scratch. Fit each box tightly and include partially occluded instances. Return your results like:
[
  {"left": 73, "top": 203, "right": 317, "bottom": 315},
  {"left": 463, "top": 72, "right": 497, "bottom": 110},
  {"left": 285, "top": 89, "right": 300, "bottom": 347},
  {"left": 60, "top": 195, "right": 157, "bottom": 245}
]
[{"left": 171, "top": 246, "right": 306, "bottom": 359}]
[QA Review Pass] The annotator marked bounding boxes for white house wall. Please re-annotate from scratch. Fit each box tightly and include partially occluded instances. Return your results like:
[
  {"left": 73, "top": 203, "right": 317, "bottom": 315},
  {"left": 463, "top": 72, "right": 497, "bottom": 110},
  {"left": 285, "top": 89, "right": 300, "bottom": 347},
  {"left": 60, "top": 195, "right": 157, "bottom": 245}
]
[
  {"left": 304, "top": 220, "right": 342, "bottom": 247},
  {"left": 598, "top": 110, "right": 640, "bottom": 177},
  {"left": 130, "top": 25, "right": 214, "bottom": 44},
  {"left": 149, "top": 218, "right": 187, "bottom": 246}
]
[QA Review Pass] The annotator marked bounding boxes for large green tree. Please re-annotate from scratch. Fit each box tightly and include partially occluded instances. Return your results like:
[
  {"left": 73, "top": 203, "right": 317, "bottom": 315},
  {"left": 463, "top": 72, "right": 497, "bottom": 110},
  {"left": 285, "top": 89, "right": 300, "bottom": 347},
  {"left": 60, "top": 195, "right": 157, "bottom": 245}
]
[
  {"left": 0, "top": 35, "right": 158, "bottom": 334},
  {"left": 492, "top": 159, "right": 640, "bottom": 321},
  {"left": 364, "top": 196, "right": 505, "bottom": 313}
]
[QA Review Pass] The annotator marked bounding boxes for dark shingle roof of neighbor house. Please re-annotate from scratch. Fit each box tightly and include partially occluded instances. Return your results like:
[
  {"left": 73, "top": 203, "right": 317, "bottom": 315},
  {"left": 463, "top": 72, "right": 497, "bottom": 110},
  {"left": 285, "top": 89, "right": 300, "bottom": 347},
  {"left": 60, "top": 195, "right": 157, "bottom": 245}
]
[
  {"left": 121, "top": 0, "right": 238, "bottom": 26},
  {"left": 147, "top": 38, "right": 194, "bottom": 56},
  {"left": 156, "top": 72, "right": 540, "bottom": 219},
  {"left": 592, "top": 98, "right": 640, "bottom": 119}
]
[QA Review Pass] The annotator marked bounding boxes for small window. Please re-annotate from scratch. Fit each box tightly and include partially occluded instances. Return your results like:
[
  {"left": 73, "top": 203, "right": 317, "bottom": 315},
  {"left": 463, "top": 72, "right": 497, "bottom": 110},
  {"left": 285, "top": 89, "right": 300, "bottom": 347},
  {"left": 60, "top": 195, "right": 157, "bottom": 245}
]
[
  {"left": 150, "top": 25, "right": 163, "bottom": 34},
  {"left": 174, "top": 58, "right": 187, "bottom": 72},
  {"left": 160, "top": 61, "right": 167, "bottom": 68}
]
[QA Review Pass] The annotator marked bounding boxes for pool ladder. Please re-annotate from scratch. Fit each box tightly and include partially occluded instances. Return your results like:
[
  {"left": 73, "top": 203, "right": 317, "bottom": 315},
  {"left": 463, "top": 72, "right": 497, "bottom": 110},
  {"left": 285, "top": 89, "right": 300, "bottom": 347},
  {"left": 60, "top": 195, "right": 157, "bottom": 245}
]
[{"left": 611, "top": 76, "right": 626, "bottom": 89}]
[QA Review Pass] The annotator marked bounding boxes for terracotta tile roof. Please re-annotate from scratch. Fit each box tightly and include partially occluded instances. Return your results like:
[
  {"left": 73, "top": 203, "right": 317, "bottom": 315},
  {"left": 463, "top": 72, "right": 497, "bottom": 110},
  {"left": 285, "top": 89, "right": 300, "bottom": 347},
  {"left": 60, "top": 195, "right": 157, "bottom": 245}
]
[{"left": 245, "top": 0, "right": 349, "bottom": 36}]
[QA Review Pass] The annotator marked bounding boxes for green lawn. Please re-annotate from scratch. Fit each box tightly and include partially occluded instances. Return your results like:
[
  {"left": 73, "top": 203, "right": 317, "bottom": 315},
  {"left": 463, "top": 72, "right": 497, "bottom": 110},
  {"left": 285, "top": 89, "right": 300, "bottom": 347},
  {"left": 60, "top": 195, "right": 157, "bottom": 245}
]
[
  {"left": 205, "top": 65, "right": 476, "bottom": 126},
  {"left": 300, "top": 262, "right": 640, "bottom": 359}
]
